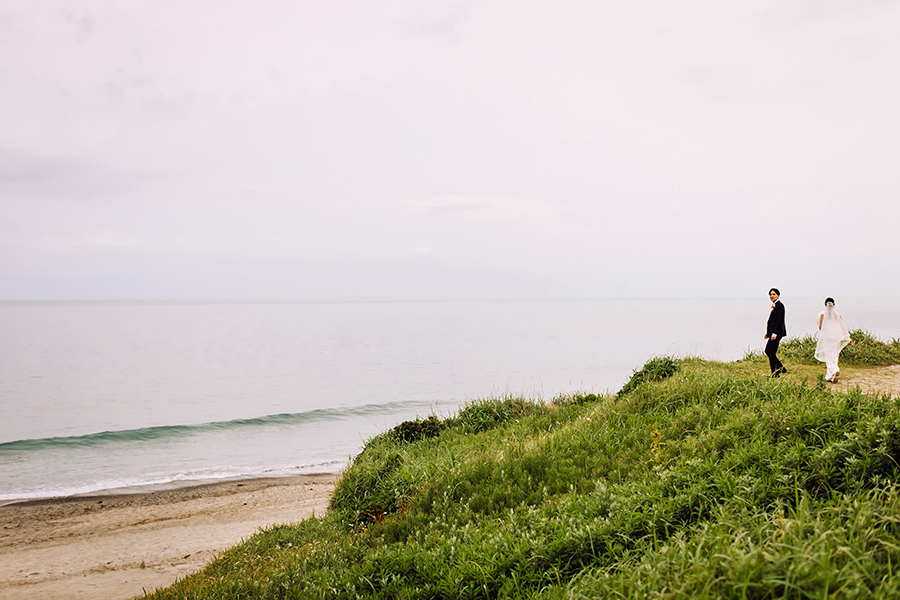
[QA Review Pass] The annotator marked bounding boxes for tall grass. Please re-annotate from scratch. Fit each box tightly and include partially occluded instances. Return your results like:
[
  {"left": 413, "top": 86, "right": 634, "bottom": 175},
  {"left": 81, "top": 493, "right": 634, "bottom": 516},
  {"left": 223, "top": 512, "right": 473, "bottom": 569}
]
[
  {"left": 779, "top": 329, "right": 900, "bottom": 366},
  {"left": 145, "top": 356, "right": 900, "bottom": 599}
]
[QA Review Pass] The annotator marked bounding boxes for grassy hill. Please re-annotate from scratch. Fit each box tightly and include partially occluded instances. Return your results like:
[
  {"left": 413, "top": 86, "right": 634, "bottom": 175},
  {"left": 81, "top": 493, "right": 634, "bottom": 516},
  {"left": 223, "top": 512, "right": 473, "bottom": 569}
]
[{"left": 145, "top": 334, "right": 900, "bottom": 599}]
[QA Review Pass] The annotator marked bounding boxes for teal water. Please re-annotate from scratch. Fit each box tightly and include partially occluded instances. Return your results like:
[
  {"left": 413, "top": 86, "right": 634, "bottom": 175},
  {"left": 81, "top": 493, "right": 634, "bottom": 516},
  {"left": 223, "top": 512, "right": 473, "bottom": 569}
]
[
  {"left": 0, "top": 400, "right": 430, "bottom": 452},
  {"left": 2, "top": 298, "right": 897, "bottom": 503}
]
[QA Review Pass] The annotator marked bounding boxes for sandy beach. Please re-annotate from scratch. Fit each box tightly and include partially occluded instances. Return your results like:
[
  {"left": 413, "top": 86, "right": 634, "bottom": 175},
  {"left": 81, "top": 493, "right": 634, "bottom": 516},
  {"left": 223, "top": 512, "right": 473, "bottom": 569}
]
[{"left": 0, "top": 474, "right": 335, "bottom": 600}]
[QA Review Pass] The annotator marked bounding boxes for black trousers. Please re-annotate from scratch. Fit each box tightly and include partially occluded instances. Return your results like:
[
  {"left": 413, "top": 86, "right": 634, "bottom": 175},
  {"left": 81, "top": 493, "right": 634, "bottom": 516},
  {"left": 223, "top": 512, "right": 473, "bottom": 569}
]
[{"left": 765, "top": 337, "right": 784, "bottom": 374}]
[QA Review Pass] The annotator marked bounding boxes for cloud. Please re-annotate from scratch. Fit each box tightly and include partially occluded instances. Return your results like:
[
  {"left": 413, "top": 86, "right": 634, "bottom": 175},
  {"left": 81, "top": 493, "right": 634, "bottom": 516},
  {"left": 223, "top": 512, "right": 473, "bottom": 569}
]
[
  {"left": 0, "top": 147, "right": 132, "bottom": 202},
  {"left": 81, "top": 232, "right": 138, "bottom": 247},
  {"left": 402, "top": 2, "right": 471, "bottom": 43},
  {"left": 400, "top": 194, "right": 566, "bottom": 224},
  {"left": 1, "top": 1, "right": 899, "bottom": 299}
]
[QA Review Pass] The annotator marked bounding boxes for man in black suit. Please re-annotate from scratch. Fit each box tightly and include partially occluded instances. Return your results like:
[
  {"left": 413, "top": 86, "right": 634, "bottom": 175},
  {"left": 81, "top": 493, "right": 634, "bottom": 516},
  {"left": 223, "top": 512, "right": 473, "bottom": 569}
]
[{"left": 765, "top": 288, "right": 788, "bottom": 377}]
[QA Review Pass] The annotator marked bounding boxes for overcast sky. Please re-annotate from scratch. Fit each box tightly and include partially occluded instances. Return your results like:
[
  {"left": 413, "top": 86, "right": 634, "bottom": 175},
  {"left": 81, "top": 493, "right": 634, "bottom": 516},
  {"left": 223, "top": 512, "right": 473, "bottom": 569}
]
[{"left": 1, "top": 0, "right": 898, "bottom": 300}]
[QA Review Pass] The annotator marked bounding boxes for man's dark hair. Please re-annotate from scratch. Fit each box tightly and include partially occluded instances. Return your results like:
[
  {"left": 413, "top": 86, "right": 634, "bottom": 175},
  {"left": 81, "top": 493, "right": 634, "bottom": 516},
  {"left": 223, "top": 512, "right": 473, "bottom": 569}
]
[
  {"left": 769, "top": 288, "right": 780, "bottom": 296},
  {"left": 825, "top": 297, "right": 835, "bottom": 305}
]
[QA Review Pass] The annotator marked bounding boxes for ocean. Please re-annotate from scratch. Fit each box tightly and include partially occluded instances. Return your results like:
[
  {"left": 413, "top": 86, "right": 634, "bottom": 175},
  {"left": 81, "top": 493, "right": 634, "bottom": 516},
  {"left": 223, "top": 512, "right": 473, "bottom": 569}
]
[{"left": 2, "top": 298, "right": 898, "bottom": 504}]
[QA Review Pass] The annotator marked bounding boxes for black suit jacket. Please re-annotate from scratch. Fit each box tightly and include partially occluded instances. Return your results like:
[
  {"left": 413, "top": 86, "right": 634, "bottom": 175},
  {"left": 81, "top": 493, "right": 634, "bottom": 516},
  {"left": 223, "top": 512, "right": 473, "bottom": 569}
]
[{"left": 767, "top": 301, "right": 787, "bottom": 338}]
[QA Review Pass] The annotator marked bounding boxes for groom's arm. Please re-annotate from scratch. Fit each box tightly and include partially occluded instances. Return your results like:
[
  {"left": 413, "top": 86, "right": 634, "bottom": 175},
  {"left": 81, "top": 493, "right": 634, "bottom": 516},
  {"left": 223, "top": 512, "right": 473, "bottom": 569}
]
[{"left": 775, "top": 304, "right": 786, "bottom": 338}]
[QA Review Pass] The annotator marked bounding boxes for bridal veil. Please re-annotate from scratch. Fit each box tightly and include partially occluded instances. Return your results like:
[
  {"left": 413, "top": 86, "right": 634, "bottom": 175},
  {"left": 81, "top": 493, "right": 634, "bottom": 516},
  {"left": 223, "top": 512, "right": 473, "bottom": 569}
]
[{"left": 815, "top": 304, "right": 851, "bottom": 380}]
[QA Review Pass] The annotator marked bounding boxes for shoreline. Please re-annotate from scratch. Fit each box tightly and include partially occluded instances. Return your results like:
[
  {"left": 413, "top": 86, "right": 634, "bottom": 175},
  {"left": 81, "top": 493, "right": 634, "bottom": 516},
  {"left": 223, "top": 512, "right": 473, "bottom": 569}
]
[
  {"left": 2, "top": 366, "right": 897, "bottom": 600},
  {"left": 0, "top": 471, "right": 338, "bottom": 508},
  {"left": 0, "top": 473, "right": 336, "bottom": 600}
]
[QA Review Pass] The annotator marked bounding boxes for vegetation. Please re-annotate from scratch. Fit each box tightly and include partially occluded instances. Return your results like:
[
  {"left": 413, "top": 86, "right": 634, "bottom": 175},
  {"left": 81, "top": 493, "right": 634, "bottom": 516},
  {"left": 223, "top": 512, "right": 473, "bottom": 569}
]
[
  {"left": 145, "top": 343, "right": 900, "bottom": 599},
  {"left": 615, "top": 355, "right": 679, "bottom": 398},
  {"left": 778, "top": 329, "right": 900, "bottom": 366},
  {"left": 390, "top": 415, "right": 445, "bottom": 444}
]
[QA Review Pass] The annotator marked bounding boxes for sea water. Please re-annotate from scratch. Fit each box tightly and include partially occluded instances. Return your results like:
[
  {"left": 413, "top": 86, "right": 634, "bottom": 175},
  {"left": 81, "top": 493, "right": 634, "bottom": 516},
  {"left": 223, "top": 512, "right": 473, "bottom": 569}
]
[{"left": 1, "top": 298, "right": 898, "bottom": 503}]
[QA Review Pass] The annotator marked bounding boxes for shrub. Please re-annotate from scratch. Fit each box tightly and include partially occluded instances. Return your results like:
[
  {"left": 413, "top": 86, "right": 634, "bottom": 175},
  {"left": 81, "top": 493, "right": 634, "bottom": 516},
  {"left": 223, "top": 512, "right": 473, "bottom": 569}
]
[
  {"left": 391, "top": 415, "right": 444, "bottom": 443},
  {"left": 617, "top": 356, "right": 680, "bottom": 398}
]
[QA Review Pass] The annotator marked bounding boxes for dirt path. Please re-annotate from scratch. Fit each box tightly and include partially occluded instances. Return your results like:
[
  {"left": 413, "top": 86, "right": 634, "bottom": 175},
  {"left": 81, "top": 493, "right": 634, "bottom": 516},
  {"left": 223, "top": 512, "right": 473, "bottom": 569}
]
[{"left": 841, "top": 365, "right": 900, "bottom": 396}]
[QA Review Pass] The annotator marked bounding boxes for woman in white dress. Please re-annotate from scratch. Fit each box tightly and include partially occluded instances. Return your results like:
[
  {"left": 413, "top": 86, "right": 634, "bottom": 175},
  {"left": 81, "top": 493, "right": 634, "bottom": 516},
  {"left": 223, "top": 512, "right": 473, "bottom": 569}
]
[{"left": 815, "top": 297, "right": 853, "bottom": 383}]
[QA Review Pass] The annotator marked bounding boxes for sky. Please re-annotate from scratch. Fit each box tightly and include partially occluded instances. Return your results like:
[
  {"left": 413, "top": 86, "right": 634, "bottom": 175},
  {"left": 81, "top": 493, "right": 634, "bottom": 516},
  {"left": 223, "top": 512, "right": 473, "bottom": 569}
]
[{"left": 1, "top": 0, "right": 899, "bottom": 300}]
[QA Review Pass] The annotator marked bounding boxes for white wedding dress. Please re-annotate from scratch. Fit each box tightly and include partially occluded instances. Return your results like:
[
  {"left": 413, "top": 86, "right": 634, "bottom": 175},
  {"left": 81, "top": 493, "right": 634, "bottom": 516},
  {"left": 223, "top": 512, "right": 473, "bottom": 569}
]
[{"left": 815, "top": 306, "right": 851, "bottom": 381}]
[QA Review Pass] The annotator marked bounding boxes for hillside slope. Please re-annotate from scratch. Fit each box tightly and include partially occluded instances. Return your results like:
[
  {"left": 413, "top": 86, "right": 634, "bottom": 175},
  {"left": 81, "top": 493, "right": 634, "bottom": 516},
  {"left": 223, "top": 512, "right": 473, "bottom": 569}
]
[{"left": 146, "top": 353, "right": 900, "bottom": 599}]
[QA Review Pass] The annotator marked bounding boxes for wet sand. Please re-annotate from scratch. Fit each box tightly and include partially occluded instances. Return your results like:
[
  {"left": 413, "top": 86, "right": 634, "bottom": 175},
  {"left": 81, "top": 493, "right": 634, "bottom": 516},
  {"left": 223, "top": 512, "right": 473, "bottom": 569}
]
[{"left": 0, "top": 474, "right": 335, "bottom": 600}]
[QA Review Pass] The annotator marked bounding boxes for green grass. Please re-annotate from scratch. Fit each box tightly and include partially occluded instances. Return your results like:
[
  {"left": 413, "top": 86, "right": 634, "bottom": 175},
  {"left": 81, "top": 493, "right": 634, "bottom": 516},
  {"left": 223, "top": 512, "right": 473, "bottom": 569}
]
[
  {"left": 144, "top": 344, "right": 900, "bottom": 599},
  {"left": 778, "top": 329, "right": 900, "bottom": 366}
]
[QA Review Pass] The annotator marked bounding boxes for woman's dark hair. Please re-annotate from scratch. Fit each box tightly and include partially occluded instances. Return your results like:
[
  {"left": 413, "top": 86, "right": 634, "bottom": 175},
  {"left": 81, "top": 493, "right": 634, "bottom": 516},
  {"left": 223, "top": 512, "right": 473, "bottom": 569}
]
[
  {"left": 825, "top": 297, "right": 835, "bottom": 305},
  {"left": 769, "top": 288, "right": 780, "bottom": 295}
]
